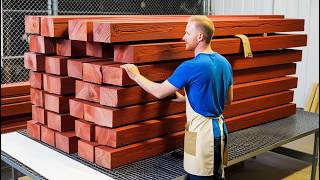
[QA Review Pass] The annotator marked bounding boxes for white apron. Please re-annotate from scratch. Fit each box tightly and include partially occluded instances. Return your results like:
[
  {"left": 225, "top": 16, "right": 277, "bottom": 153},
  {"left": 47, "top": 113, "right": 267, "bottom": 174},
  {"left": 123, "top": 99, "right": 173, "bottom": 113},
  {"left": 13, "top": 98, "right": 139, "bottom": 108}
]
[{"left": 183, "top": 92, "right": 228, "bottom": 177}]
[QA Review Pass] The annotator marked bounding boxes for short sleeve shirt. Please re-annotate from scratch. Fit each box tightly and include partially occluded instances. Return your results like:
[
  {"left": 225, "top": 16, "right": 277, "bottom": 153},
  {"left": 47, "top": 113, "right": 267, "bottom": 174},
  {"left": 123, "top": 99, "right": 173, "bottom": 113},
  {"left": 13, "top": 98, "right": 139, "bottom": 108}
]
[{"left": 167, "top": 52, "right": 233, "bottom": 117}]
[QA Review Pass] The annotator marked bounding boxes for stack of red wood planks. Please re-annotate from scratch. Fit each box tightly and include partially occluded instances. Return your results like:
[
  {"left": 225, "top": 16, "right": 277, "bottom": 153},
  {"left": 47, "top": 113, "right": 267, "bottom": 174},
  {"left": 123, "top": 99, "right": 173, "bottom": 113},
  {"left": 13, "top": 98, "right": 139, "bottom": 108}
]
[{"left": 25, "top": 15, "right": 306, "bottom": 169}]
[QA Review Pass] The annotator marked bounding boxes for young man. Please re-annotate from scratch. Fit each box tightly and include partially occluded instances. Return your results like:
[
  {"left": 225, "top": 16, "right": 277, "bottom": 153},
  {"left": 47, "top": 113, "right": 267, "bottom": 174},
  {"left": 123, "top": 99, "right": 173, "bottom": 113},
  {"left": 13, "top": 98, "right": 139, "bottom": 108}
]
[{"left": 121, "top": 15, "right": 233, "bottom": 180}]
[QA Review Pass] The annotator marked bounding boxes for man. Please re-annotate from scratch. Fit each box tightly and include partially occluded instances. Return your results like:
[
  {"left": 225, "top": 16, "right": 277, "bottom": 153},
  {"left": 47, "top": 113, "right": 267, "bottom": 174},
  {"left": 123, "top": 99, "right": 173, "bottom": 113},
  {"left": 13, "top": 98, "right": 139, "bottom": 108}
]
[{"left": 121, "top": 15, "right": 233, "bottom": 180}]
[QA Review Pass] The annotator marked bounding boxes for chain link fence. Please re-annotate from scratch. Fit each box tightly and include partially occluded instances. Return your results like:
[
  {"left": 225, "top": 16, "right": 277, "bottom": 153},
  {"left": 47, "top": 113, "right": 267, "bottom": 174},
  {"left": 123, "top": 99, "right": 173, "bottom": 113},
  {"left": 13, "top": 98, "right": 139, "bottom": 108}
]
[{"left": 1, "top": 0, "right": 206, "bottom": 84}]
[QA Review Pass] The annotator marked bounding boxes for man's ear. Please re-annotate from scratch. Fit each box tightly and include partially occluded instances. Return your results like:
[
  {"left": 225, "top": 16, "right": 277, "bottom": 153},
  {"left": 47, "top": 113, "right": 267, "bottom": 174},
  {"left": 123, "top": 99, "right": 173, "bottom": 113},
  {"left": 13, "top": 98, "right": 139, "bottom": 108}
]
[{"left": 197, "top": 32, "right": 204, "bottom": 42}]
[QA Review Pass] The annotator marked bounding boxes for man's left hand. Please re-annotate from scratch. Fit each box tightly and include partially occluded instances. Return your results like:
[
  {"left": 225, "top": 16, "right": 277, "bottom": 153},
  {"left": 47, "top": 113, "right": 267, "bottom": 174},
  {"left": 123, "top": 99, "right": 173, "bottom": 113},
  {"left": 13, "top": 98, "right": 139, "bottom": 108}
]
[{"left": 120, "top": 64, "right": 141, "bottom": 80}]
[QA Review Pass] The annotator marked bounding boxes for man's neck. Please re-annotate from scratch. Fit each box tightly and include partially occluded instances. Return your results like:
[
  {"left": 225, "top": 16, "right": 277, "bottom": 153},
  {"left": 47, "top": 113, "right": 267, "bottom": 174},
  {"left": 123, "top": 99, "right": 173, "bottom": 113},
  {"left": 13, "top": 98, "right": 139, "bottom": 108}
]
[{"left": 194, "top": 43, "right": 213, "bottom": 57}]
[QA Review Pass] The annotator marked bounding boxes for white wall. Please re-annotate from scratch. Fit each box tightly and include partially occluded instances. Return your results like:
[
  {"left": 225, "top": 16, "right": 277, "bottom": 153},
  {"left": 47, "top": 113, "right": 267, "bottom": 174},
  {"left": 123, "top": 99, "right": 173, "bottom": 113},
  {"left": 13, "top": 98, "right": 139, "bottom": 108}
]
[{"left": 211, "top": 0, "right": 319, "bottom": 108}]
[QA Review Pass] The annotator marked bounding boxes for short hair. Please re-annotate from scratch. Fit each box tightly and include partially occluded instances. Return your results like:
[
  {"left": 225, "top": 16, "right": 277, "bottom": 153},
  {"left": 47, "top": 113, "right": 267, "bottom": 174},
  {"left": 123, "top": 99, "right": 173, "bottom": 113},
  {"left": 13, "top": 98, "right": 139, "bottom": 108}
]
[{"left": 188, "top": 15, "right": 215, "bottom": 44}]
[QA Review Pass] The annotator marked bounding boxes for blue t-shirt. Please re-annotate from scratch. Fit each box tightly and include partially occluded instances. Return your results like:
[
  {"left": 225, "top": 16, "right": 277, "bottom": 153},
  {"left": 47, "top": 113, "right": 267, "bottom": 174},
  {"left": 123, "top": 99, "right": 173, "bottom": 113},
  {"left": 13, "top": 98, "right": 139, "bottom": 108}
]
[{"left": 167, "top": 52, "right": 233, "bottom": 117}]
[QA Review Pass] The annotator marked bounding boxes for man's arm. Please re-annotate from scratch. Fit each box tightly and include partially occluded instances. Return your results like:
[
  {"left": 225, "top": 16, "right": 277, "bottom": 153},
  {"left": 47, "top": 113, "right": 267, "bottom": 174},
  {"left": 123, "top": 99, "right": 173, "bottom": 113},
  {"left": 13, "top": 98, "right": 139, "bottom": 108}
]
[
  {"left": 121, "top": 64, "right": 178, "bottom": 99},
  {"left": 225, "top": 85, "right": 233, "bottom": 105}
]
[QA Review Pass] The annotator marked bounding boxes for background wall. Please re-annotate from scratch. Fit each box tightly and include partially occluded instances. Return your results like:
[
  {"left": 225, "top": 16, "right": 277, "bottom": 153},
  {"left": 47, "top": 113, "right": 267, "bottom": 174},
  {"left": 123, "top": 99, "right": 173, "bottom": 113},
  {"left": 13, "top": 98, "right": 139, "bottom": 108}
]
[{"left": 210, "top": 0, "right": 319, "bottom": 108}]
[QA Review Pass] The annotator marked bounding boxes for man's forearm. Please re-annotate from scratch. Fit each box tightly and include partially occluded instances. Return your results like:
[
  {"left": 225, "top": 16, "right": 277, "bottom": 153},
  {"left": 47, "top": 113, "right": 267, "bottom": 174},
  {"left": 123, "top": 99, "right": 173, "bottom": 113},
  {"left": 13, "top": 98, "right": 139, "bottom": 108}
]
[{"left": 133, "top": 74, "right": 165, "bottom": 99}]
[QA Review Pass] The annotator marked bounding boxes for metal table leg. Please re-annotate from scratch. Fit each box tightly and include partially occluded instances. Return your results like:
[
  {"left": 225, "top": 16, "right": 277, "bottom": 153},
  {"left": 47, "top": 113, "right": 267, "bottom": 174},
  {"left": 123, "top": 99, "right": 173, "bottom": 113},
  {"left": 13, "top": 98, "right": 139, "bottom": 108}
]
[{"left": 311, "top": 131, "right": 319, "bottom": 180}]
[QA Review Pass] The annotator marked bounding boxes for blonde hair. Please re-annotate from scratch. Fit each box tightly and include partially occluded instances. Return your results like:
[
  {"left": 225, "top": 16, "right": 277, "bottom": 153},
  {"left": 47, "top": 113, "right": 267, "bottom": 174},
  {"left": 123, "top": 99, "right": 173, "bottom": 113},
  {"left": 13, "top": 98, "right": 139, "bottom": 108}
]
[{"left": 188, "top": 15, "right": 215, "bottom": 44}]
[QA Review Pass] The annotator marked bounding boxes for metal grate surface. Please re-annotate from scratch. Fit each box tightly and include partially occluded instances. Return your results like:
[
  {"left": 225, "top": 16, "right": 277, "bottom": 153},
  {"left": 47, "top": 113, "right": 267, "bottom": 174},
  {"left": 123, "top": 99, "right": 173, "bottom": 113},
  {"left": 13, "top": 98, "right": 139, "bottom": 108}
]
[{"left": 3, "top": 110, "right": 318, "bottom": 179}]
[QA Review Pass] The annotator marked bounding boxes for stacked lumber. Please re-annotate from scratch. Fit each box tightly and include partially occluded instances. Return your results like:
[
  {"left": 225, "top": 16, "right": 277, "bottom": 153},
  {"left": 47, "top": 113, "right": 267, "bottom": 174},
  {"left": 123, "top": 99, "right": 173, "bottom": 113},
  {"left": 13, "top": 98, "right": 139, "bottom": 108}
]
[
  {"left": 1, "top": 82, "right": 31, "bottom": 133},
  {"left": 25, "top": 15, "right": 306, "bottom": 169}
]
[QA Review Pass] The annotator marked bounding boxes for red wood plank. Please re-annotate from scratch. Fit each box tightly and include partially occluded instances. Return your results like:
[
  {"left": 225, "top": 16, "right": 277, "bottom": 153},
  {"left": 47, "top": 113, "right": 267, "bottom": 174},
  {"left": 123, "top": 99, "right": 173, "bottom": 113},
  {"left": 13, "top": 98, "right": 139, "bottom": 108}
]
[
  {"left": 24, "top": 52, "right": 45, "bottom": 71},
  {"left": 30, "top": 88, "right": 44, "bottom": 107},
  {"left": 95, "top": 131, "right": 184, "bottom": 169},
  {"left": 93, "top": 19, "right": 304, "bottom": 43},
  {"left": 69, "top": 98, "right": 85, "bottom": 119},
  {"left": 56, "top": 39, "right": 86, "bottom": 57},
  {"left": 82, "top": 60, "right": 114, "bottom": 84},
  {"left": 27, "top": 120, "right": 41, "bottom": 140},
  {"left": 45, "top": 56, "right": 69, "bottom": 75},
  {"left": 226, "top": 103, "right": 296, "bottom": 132},
  {"left": 47, "top": 111, "right": 76, "bottom": 132},
  {"left": 67, "top": 57, "right": 104, "bottom": 79},
  {"left": 41, "top": 125, "right": 56, "bottom": 146},
  {"left": 25, "top": 16, "right": 42, "bottom": 34},
  {"left": 75, "top": 119, "right": 95, "bottom": 142},
  {"left": 114, "top": 34, "right": 307, "bottom": 63},
  {"left": 86, "top": 42, "right": 113, "bottom": 58},
  {"left": 95, "top": 113, "right": 186, "bottom": 148},
  {"left": 55, "top": 131, "right": 78, "bottom": 154},
  {"left": 2, "top": 121, "right": 28, "bottom": 133},
  {"left": 224, "top": 90, "right": 294, "bottom": 118},
  {"left": 233, "top": 76, "right": 298, "bottom": 100},
  {"left": 29, "top": 35, "right": 56, "bottom": 54},
  {"left": 75, "top": 80, "right": 100, "bottom": 103},
  {"left": 83, "top": 100, "right": 185, "bottom": 127},
  {"left": 78, "top": 140, "right": 99, "bottom": 163},
  {"left": 32, "top": 105, "right": 47, "bottom": 125},
  {"left": 29, "top": 71, "right": 43, "bottom": 89},
  {"left": 1, "top": 95, "right": 30, "bottom": 105},
  {"left": 1, "top": 101, "right": 32, "bottom": 117},
  {"left": 44, "top": 93, "right": 73, "bottom": 113},
  {"left": 1, "top": 82, "right": 30, "bottom": 97},
  {"left": 43, "top": 74, "right": 75, "bottom": 95}
]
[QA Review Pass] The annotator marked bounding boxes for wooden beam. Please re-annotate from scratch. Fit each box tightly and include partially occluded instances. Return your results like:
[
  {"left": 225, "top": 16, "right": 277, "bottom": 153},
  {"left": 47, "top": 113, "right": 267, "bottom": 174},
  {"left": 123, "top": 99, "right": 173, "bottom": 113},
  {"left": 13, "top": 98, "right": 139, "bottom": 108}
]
[
  {"left": 67, "top": 57, "right": 105, "bottom": 79},
  {"left": 1, "top": 81, "right": 30, "bottom": 97},
  {"left": 24, "top": 52, "right": 45, "bottom": 72},
  {"left": 69, "top": 98, "right": 86, "bottom": 119},
  {"left": 78, "top": 140, "right": 99, "bottom": 163},
  {"left": 75, "top": 80, "right": 100, "bottom": 103},
  {"left": 86, "top": 42, "right": 113, "bottom": 58},
  {"left": 32, "top": 105, "right": 47, "bottom": 125},
  {"left": 44, "top": 93, "right": 73, "bottom": 114},
  {"left": 114, "top": 34, "right": 307, "bottom": 63},
  {"left": 43, "top": 74, "right": 75, "bottom": 95},
  {"left": 25, "top": 16, "right": 42, "bottom": 34},
  {"left": 1, "top": 95, "right": 30, "bottom": 105},
  {"left": 55, "top": 131, "right": 78, "bottom": 154},
  {"left": 41, "top": 125, "right": 56, "bottom": 147},
  {"left": 56, "top": 39, "right": 86, "bottom": 57},
  {"left": 29, "top": 35, "right": 56, "bottom": 54},
  {"left": 84, "top": 100, "right": 185, "bottom": 127},
  {"left": 82, "top": 60, "right": 114, "bottom": 84},
  {"left": 95, "top": 113, "right": 186, "bottom": 148},
  {"left": 30, "top": 88, "right": 44, "bottom": 107},
  {"left": 95, "top": 131, "right": 184, "bottom": 169},
  {"left": 47, "top": 111, "right": 76, "bottom": 132},
  {"left": 45, "top": 56, "right": 69, "bottom": 76},
  {"left": 27, "top": 120, "right": 41, "bottom": 140},
  {"left": 29, "top": 71, "right": 43, "bottom": 89},
  {"left": 75, "top": 119, "right": 95, "bottom": 142},
  {"left": 226, "top": 103, "right": 296, "bottom": 132}
]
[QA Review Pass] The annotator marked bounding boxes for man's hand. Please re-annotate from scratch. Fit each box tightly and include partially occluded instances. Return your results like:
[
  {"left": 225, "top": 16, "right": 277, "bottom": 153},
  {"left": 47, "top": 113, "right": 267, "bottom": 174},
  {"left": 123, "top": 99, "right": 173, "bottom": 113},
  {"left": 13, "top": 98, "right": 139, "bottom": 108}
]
[
  {"left": 172, "top": 91, "right": 185, "bottom": 102},
  {"left": 120, "top": 64, "right": 141, "bottom": 80}
]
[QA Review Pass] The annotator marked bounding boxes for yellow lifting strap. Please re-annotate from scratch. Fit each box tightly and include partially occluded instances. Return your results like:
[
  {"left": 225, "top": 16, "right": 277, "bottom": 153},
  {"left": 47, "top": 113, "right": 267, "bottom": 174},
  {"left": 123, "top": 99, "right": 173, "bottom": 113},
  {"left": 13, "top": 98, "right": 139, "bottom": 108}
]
[{"left": 234, "top": 34, "right": 253, "bottom": 58}]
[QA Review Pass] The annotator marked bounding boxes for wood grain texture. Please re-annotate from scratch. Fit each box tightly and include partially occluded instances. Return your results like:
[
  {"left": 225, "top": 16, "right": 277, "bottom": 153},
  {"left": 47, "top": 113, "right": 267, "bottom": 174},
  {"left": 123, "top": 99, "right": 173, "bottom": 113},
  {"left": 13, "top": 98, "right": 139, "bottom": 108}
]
[
  {"left": 29, "top": 71, "right": 43, "bottom": 89},
  {"left": 43, "top": 74, "right": 75, "bottom": 95},
  {"left": 78, "top": 140, "right": 99, "bottom": 163},
  {"left": 224, "top": 90, "right": 294, "bottom": 118},
  {"left": 29, "top": 35, "right": 56, "bottom": 54},
  {"left": 69, "top": 98, "right": 85, "bottom": 119},
  {"left": 93, "top": 19, "right": 304, "bottom": 43},
  {"left": 75, "top": 80, "right": 100, "bottom": 103},
  {"left": 41, "top": 125, "right": 56, "bottom": 147},
  {"left": 95, "top": 113, "right": 186, "bottom": 148},
  {"left": 1, "top": 101, "right": 32, "bottom": 117},
  {"left": 30, "top": 88, "right": 44, "bottom": 107},
  {"left": 32, "top": 105, "right": 46, "bottom": 125},
  {"left": 47, "top": 111, "right": 76, "bottom": 132},
  {"left": 55, "top": 131, "right": 78, "bottom": 154},
  {"left": 1, "top": 81, "right": 30, "bottom": 97},
  {"left": 86, "top": 42, "right": 113, "bottom": 58},
  {"left": 67, "top": 57, "right": 104, "bottom": 79},
  {"left": 45, "top": 56, "right": 69, "bottom": 75},
  {"left": 24, "top": 52, "right": 45, "bottom": 71},
  {"left": 56, "top": 39, "right": 86, "bottom": 57},
  {"left": 84, "top": 100, "right": 185, "bottom": 127},
  {"left": 44, "top": 93, "right": 73, "bottom": 113},
  {"left": 95, "top": 131, "right": 184, "bottom": 169},
  {"left": 75, "top": 119, "right": 95, "bottom": 142},
  {"left": 82, "top": 60, "right": 114, "bottom": 84},
  {"left": 233, "top": 76, "right": 298, "bottom": 100},
  {"left": 1, "top": 95, "right": 30, "bottom": 105},
  {"left": 25, "top": 16, "right": 42, "bottom": 34},
  {"left": 226, "top": 103, "right": 296, "bottom": 132},
  {"left": 27, "top": 120, "right": 41, "bottom": 140},
  {"left": 114, "top": 34, "right": 307, "bottom": 63}
]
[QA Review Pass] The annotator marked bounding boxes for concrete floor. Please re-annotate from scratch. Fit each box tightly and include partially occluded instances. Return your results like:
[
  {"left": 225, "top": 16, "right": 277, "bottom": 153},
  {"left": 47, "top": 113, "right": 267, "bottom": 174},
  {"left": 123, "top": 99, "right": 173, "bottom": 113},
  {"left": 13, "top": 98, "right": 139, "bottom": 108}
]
[{"left": 1, "top": 134, "right": 319, "bottom": 180}]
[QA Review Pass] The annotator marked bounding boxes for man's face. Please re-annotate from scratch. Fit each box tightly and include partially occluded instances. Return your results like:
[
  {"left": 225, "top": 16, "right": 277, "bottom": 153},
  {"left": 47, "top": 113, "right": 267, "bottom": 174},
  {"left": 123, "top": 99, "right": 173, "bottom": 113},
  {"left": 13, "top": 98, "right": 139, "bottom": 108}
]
[{"left": 182, "top": 22, "right": 200, "bottom": 51}]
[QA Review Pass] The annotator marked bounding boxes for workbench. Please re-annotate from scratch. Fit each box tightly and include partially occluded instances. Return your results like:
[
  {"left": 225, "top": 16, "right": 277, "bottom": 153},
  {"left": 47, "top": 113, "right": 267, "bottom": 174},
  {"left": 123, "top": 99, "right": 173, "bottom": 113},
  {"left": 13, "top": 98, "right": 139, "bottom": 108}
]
[{"left": 1, "top": 109, "right": 319, "bottom": 180}]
